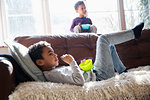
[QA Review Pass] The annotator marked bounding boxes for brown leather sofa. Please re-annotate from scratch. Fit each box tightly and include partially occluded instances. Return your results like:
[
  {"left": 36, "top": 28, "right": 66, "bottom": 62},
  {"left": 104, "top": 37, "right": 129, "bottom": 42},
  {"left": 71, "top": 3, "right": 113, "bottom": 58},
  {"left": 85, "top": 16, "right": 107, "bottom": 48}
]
[{"left": 0, "top": 29, "right": 150, "bottom": 100}]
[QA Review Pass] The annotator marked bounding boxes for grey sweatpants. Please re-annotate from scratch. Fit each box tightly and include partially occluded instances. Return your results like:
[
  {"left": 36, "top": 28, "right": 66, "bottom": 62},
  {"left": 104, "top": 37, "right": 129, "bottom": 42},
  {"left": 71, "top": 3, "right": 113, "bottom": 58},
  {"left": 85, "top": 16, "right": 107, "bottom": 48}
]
[
  {"left": 74, "top": 25, "right": 97, "bottom": 33},
  {"left": 94, "top": 30, "right": 134, "bottom": 81}
]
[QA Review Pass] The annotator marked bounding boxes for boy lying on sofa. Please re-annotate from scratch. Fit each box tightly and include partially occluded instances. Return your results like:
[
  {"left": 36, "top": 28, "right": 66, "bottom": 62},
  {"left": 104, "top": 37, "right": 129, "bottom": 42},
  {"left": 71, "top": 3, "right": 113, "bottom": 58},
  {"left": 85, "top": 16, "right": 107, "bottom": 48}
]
[{"left": 28, "top": 23, "right": 144, "bottom": 86}]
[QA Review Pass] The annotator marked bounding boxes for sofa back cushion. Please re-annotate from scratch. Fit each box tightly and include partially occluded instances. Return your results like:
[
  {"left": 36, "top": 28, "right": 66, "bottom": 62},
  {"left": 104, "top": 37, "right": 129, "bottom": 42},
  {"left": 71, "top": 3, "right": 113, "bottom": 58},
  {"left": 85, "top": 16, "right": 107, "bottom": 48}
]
[
  {"left": 116, "top": 29, "right": 150, "bottom": 69},
  {"left": 14, "top": 29, "right": 150, "bottom": 69},
  {"left": 14, "top": 33, "right": 98, "bottom": 66}
]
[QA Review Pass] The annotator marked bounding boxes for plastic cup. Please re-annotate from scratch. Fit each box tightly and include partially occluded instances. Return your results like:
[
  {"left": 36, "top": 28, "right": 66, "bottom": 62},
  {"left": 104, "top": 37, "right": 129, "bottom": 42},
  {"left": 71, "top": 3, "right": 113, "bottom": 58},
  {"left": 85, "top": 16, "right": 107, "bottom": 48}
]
[
  {"left": 79, "top": 59, "right": 93, "bottom": 71},
  {"left": 81, "top": 24, "right": 90, "bottom": 30}
]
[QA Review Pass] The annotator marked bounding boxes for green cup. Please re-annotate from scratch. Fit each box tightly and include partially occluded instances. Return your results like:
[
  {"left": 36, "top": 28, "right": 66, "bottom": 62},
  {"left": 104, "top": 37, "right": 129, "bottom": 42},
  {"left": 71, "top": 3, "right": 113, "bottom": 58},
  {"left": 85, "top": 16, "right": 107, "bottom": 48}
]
[{"left": 79, "top": 59, "right": 93, "bottom": 71}]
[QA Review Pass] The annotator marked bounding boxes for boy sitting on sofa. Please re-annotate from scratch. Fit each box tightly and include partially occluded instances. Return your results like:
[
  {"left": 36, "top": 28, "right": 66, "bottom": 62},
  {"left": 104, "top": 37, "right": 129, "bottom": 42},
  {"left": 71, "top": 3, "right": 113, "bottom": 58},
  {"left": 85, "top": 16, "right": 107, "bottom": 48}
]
[
  {"left": 70, "top": 1, "right": 97, "bottom": 33},
  {"left": 29, "top": 23, "right": 144, "bottom": 86}
]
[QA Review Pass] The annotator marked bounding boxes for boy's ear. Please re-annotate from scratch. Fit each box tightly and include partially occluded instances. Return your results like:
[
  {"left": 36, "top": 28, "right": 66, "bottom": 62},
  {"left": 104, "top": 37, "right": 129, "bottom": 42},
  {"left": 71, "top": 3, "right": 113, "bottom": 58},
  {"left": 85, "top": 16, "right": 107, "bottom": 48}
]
[{"left": 36, "top": 59, "right": 44, "bottom": 66}]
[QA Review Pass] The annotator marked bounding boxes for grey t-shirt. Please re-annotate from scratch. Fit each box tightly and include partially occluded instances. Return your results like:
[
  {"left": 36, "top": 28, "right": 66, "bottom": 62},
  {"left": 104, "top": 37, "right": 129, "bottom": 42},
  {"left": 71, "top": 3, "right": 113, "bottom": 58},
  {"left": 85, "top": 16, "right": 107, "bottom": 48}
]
[{"left": 43, "top": 60, "right": 96, "bottom": 86}]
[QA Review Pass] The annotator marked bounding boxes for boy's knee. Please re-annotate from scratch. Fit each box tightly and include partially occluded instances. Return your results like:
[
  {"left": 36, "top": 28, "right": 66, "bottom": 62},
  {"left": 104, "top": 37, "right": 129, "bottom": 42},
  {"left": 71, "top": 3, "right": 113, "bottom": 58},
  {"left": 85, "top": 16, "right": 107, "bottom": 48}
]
[
  {"left": 74, "top": 25, "right": 82, "bottom": 33},
  {"left": 98, "top": 35, "right": 106, "bottom": 40},
  {"left": 90, "top": 25, "right": 97, "bottom": 33},
  {"left": 90, "top": 25, "right": 97, "bottom": 29},
  {"left": 98, "top": 35, "right": 109, "bottom": 44},
  {"left": 109, "top": 45, "right": 115, "bottom": 50}
]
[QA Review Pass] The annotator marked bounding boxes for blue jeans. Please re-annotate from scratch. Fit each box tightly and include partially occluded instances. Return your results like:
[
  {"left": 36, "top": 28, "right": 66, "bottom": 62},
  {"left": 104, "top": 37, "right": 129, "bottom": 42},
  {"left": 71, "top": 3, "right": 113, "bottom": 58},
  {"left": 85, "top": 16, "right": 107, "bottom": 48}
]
[
  {"left": 109, "top": 45, "right": 126, "bottom": 74},
  {"left": 93, "top": 30, "right": 134, "bottom": 81}
]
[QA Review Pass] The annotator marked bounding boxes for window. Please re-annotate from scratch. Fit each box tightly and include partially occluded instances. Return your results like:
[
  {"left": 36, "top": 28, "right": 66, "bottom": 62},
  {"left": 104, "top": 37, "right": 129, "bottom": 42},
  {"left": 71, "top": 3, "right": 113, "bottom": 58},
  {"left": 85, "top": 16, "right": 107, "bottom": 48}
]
[
  {"left": 0, "top": 19, "right": 2, "bottom": 45},
  {"left": 0, "top": 32, "right": 2, "bottom": 45},
  {"left": 0, "top": 0, "right": 149, "bottom": 45},
  {"left": 48, "top": 0, "right": 149, "bottom": 34},
  {"left": 5, "top": 0, "right": 45, "bottom": 37},
  {"left": 48, "top": 0, "right": 77, "bottom": 34},
  {"left": 48, "top": 0, "right": 120, "bottom": 34},
  {"left": 87, "top": 0, "right": 119, "bottom": 34},
  {"left": 124, "top": 0, "right": 150, "bottom": 29}
]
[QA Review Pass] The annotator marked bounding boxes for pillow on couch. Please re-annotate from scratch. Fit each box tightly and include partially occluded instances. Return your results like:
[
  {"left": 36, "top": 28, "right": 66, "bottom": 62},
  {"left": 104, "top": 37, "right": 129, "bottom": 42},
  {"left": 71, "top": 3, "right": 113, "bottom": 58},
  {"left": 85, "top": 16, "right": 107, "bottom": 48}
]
[{"left": 4, "top": 41, "right": 46, "bottom": 81}]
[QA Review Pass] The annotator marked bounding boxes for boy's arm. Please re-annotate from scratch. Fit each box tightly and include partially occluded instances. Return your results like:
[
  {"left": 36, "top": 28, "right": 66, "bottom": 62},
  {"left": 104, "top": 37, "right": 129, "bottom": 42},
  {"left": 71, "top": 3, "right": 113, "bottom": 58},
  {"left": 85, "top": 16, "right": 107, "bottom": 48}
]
[
  {"left": 70, "top": 21, "right": 75, "bottom": 32},
  {"left": 43, "top": 61, "right": 85, "bottom": 86},
  {"left": 44, "top": 54, "right": 85, "bottom": 86},
  {"left": 61, "top": 54, "right": 85, "bottom": 85},
  {"left": 70, "top": 18, "right": 78, "bottom": 32},
  {"left": 88, "top": 18, "right": 92, "bottom": 25},
  {"left": 69, "top": 60, "right": 85, "bottom": 85}
]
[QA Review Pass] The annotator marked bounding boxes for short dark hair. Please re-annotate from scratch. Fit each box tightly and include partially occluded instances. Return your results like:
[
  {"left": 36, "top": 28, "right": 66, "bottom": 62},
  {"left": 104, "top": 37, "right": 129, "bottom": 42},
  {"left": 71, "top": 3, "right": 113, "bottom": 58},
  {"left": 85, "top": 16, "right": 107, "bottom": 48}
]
[
  {"left": 28, "top": 41, "right": 51, "bottom": 69},
  {"left": 74, "top": 1, "right": 85, "bottom": 10}
]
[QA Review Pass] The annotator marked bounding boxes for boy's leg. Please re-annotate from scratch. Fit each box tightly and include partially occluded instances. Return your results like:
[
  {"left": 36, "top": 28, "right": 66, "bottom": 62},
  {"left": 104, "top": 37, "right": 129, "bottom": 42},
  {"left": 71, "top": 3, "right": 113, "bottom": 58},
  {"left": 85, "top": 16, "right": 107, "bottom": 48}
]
[
  {"left": 94, "top": 30, "right": 136, "bottom": 81},
  {"left": 74, "top": 25, "right": 82, "bottom": 33},
  {"left": 109, "top": 45, "right": 126, "bottom": 74},
  {"left": 89, "top": 25, "right": 97, "bottom": 33},
  {"left": 94, "top": 22, "right": 144, "bottom": 81}
]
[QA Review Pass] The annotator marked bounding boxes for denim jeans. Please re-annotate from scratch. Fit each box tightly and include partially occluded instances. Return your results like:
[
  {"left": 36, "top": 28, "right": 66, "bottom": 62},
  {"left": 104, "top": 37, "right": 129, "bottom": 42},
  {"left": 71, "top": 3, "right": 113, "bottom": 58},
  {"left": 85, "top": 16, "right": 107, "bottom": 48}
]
[
  {"left": 109, "top": 45, "right": 126, "bottom": 74},
  {"left": 93, "top": 30, "right": 134, "bottom": 81}
]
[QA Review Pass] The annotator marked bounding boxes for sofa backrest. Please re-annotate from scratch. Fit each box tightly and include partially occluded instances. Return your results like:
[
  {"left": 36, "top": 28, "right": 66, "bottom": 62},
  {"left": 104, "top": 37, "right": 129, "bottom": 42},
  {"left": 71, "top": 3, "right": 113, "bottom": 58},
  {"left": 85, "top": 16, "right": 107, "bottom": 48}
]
[
  {"left": 14, "top": 33, "right": 98, "bottom": 66},
  {"left": 116, "top": 29, "right": 150, "bottom": 69},
  {"left": 14, "top": 29, "right": 150, "bottom": 69}
]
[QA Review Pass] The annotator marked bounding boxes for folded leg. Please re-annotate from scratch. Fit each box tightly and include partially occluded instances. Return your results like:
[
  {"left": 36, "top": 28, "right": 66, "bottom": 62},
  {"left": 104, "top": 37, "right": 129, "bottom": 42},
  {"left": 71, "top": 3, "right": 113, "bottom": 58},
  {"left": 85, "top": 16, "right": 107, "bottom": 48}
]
[
  {"left": 94, "top": 30, "right": 135, "bottom": 81},
  {"left": 110, "top": 45, "right": 126, "bottom": 74}
]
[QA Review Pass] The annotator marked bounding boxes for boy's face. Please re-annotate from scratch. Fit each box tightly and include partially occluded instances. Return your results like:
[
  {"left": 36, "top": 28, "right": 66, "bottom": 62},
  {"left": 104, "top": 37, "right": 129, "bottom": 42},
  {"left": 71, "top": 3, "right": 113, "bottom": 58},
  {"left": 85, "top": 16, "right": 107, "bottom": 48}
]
[
  {"left": 37, "top": 46, "right": 59, "bottom": 71},
  {"left": 76, "top": 4, "right": 86, "bottom": 17}
]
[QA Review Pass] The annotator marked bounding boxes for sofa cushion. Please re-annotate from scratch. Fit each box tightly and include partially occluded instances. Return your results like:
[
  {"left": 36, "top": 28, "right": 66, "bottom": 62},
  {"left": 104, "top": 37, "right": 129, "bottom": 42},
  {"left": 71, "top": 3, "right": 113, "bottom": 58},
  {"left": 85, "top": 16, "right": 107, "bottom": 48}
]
[
  {"left": 12, "top": 29, "right": 150, "bottom": 69},
  {"left": 116, "top": 29, "right": 150, "bottom": 69},
  {"left": 14, "top": 33, "right": 98, "bottom": 66},
  {"left": 4, "top": 41, "right": 46, "bottom": 81},
  {"left": 9, "top": 65, "right": 150, "bottom": 100}
]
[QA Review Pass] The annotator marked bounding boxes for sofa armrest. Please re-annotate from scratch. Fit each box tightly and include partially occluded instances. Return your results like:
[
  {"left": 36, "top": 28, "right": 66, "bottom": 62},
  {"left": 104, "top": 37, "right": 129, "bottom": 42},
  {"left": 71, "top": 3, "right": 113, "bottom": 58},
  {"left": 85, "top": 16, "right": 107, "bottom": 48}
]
[
  {"left": 0, "top": 53, "right": 36, "bottom": 100},
  {"left": 0, "top": 57, "right": 15, "bottom": 100}
]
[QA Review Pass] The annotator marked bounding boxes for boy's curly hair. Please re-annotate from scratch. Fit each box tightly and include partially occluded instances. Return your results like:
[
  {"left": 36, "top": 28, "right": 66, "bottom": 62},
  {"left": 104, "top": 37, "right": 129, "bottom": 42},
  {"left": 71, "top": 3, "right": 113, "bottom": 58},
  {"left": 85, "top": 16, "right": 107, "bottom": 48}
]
[
  {"left": 28, "top": 41, "right": 51, "bottom": 69},
  {"left": 74, "top": 1, "right": 85, "bottom": 10}
]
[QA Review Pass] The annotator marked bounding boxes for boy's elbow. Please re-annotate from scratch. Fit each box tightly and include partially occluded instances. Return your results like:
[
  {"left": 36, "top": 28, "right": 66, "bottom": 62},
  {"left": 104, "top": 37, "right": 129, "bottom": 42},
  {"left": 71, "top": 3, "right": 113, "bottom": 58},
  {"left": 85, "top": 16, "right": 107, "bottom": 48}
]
[
  {"left": 74, "top": 77, "right": 85, "bottom": 86},
  {"left": 79, "top": 79, "right": 85, "bottom": 86},
  {"left": 75, "top": 81, "right": 84, "bottom": 86},
  {"left": 70, "top": 28, "right": 74, "bottom": 32}
]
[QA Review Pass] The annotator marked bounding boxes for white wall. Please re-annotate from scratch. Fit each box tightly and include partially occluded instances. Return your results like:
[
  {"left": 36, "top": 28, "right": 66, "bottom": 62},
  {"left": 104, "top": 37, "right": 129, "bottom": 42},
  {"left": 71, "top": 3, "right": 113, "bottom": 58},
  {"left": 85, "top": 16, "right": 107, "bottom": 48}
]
[{"left": 0, "top": 47, "right": 9, "bottom": 54}]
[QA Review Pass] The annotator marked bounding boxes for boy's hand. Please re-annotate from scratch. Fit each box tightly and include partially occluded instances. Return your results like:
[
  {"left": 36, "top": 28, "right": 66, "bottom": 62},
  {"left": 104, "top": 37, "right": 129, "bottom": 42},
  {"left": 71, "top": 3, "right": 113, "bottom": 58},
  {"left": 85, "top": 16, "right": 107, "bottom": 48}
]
[
  {"left": 60, "top": 54, "right": 74, "bottom": 64},
  {"left": 80, "top": 59, "right": 86, "bottom": 63},
  {"left": 78, "top": 23, "right": 81, "bottom": 26}
]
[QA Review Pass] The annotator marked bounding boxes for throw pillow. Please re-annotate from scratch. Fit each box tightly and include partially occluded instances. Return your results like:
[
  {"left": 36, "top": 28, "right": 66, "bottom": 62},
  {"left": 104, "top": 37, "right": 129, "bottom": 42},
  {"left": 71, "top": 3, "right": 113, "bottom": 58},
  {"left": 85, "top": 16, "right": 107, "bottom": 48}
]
[{"left": 4, "top": 40, "right": 46, "bottom": 81}]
